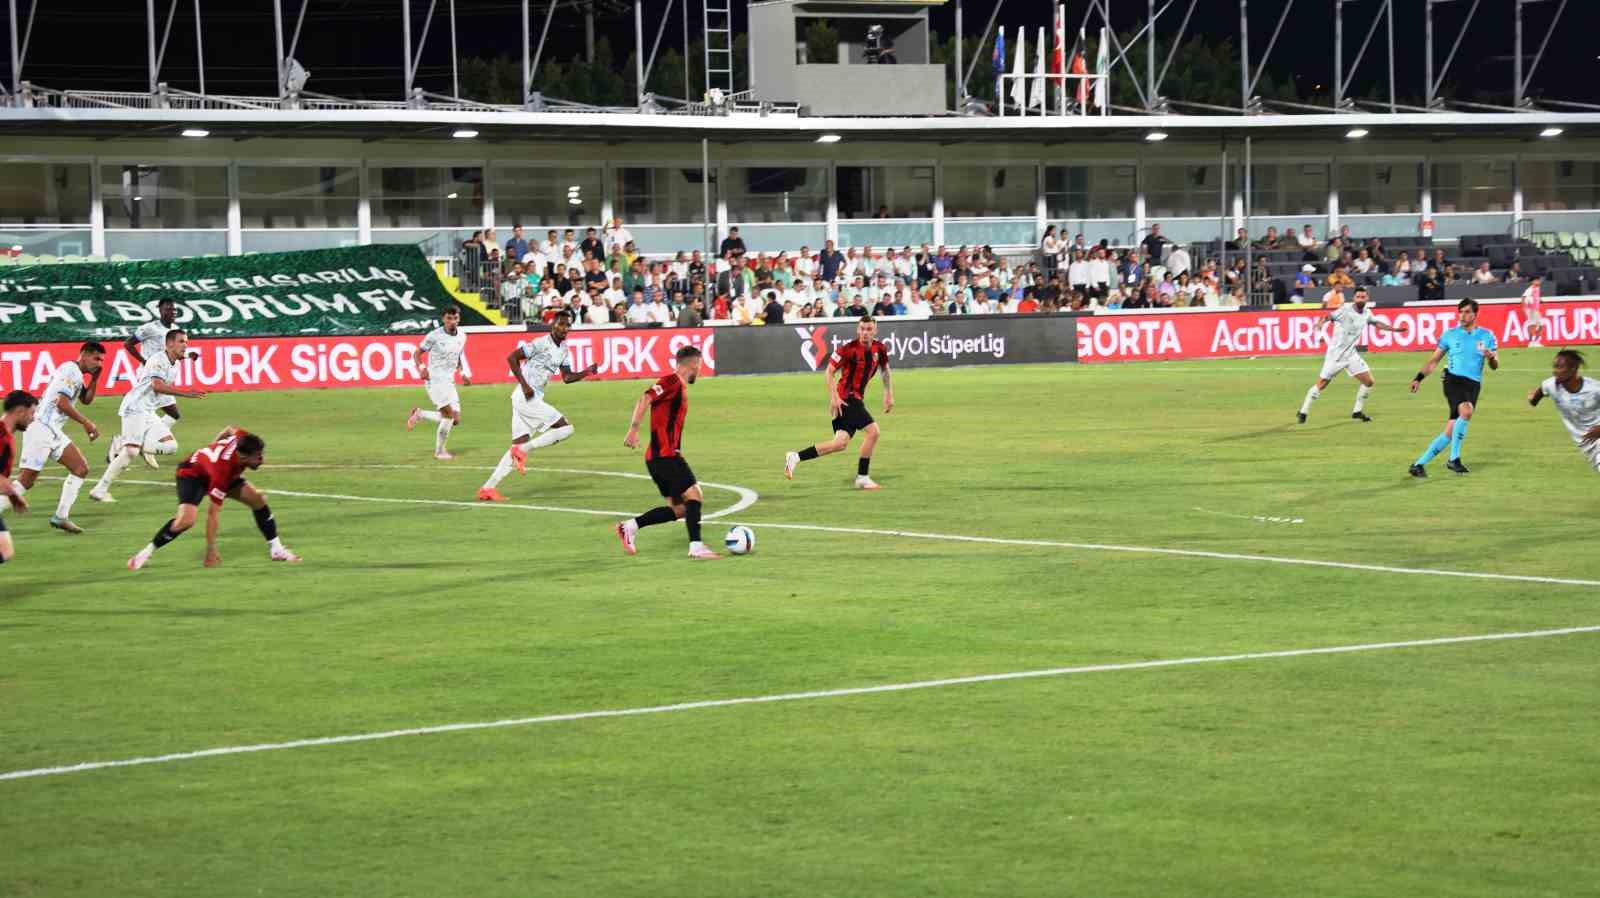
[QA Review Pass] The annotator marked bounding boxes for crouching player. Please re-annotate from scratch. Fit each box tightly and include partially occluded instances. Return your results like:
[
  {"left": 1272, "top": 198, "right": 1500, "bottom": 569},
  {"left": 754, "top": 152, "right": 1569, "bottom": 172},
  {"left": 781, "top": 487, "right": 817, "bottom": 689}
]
[{"left": 127, "top": 426, "right": 301, "bottom": 570}]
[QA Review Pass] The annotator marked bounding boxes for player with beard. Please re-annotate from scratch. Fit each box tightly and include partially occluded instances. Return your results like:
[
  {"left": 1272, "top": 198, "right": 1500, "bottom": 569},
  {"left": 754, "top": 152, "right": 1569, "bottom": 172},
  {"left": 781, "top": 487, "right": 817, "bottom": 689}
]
[
  {"left": 477, "top": 310, "right": 599, "bottom": 501},
  {"left": 785, "top": 316, "right": 894, "bottom": 489},
  {"left": 15, "top": 341, "right": 105, "bottom": 533},
  {"left": 406, "top": 305, "right": 471, "bottom": 460},
  {"left": 1297, "top": 287, "right": 1409, "bottom": 423},
  {"left": 616, "top": 346, "right": 721, "bottom": 559}
]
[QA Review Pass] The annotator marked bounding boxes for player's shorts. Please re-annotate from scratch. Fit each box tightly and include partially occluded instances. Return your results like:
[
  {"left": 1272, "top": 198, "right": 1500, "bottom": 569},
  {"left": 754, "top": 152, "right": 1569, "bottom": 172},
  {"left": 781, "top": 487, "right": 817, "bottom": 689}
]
[
  {"left": 156, "top": 392, "right": 178, "bottom": 410},
  {"left": 19, "top": 423, "right": 72, "bottom": 471},
  {"left": 1581, "top": 442, "right": 1600, "bottom": 473},
  {"left": 177, "top": 473, "right": 244, "bottom": 506},
  {"left": 425, "top": 380, "right": 461, "bottom": 410},
  {"left": 121, "top": 413, "right": 174, "bottom": 448},
  {"left": 831, "top": 397, "right": 875, "bottom": 437},
  {"left": 0, "top": 509, "right": 8, "bottom": 533},
  {"left": 1442, "top": 372, "right": 1482, "bottom": 420},
  {"left": 1318, "top": 350, "right": 1370, "bottom": 381},
  {"left": 1526, "top": 309, "right": 1543, "bottom": 328},
  {"left": 511, "top": 392, "right": 563, "bottom": 441},
  {"left": 645, "top": 456, "right": 697, "bottom": 500}
]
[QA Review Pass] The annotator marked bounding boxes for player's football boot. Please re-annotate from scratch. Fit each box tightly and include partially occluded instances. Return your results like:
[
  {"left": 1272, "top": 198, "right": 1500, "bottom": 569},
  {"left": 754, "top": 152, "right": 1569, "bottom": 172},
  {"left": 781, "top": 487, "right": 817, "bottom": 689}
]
[
  {"left": 126, "top": 550, "right": 151, "bottom": 571},
  {"left": 510, "top": 444, "right": 528, "bottom": 475},
  {"left": 49, "top": 516, "right": 83, "bottom": 534},
  {"left": 854, "top": 476, "right": 881, "bottom": 490},
  {"left": 784, "top": 451, "right": 800, "bottom": 480},
  {"left": 434, "top": 451, "right": 455, "bottom": 461},
  {"left": 1351, "top": 411, "right": 1371, "bottom": 422},
  {"left": 1296, "top": 412, "right": 1307, "bottom": 424},
  {"left": 687, "top": 544, "right": 723, "bottom": 560},
  {"left": 406, "top": 407, "right": 422, "bottom": 431},
  {"left": 1445, "top": 458, "right": 1470, "bottom": 474},
  {"left": 616, "top": 521, "right": 638, "bottom": 556},
  {"left": 141, "top": 449, "right": 160, "bottom": 469},
  {"left": 1408, "top": 464, "right": 1428, "bottom": 478},
  {"left": 88, "top": 489, "right": 116, "bottom": 503},
  {"left": 270, "top": 546, "right": 303, "bottom": 563},
  {"left": 477, "top": 487, "right": 509, "bottom": 502}
]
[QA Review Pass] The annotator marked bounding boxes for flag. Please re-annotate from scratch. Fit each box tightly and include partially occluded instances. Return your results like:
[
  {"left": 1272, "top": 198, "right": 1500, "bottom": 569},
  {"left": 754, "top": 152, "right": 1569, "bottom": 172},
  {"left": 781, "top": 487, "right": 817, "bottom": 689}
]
[
  {"left": 1029, "top": 27, "right": 1045, "bottom": 109},
  {"left": 1072, "top": 28, "right": 1088, "bottom": 110},
  {"left": 1052, "top": 5, "right": 1066, "bottom": 112},
  {"left": 1010, "top": 27, "right": 1027, "bottom": 111},
  {"left": 1094, "top": 26, "right": 1109, "bottom": 110},
  {"left": 992, "top": 28, "right": 1006, "bottom": 101}
]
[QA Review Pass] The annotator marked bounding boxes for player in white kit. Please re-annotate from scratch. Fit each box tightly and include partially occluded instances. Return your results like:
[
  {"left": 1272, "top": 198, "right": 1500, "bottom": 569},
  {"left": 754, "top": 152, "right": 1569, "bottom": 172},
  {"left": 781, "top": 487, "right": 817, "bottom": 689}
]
[
  {"left": 91, "top": 329, "right": 209, "bottom": 502},
  {"left": 1298, "top": 288, "right": 1410, "bottom": 423},
  {"left": 477, "top": 310, "right": 599, "bottom": 501},
  {"left": 405, "top": 306, "right": 471, "bottom": 460},
  {"left": 15, "top": 341, "right": 107, "bottom": 534},
  {"left": 1528, "top": 349, "right": 1600, "bottom": 473},
  {"left": 113, "top": 299, "right": 185, "bottom": 467},
  {"left": 1522, "top": 277, "right": 1545, "bottom": 348}
]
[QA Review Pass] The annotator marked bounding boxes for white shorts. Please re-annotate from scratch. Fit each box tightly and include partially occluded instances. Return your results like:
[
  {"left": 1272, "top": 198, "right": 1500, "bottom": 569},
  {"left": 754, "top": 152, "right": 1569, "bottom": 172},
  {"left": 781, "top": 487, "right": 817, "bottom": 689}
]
[
  {"left": 1582, "top": 442, "right": 1600, "bottom": 473},
  {"left": 1526, "top": 310, "right": 1543, "bottom": 328},
  {"left": 425, "top": 380, "right": 461, "bottom": 411},
  {"left": 511, "top": 392, "right": 563, "bottom": 441},
  {"left": 120, "top": 413, "right": 175, "bottom": 448},
  {"left": 1318, "top": 351, "right": 1370, "bottom": 381},
  {"left": 156, "top": 393, "right": 178, "bottom": 410},
  {"left": 19, "top": 423, "right": 72, "bottom": 471}
]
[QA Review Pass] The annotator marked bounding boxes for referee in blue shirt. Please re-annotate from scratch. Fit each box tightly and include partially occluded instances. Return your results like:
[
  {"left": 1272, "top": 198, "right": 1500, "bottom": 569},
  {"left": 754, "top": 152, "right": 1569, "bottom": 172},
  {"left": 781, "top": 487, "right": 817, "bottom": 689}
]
[{"left": 1408, "top": 298, "right": 1499, "bottom": 476}]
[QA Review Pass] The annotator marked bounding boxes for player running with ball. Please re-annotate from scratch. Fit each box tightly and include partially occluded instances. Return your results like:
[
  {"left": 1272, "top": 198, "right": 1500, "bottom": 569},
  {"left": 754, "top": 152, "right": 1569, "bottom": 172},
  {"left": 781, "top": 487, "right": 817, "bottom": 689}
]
[
  {"left": 127, "top": 426, "right": 300, "bottom": 570},
  {"left": 1528, "top": 350, "right": 1600, "bottom": 474},
  {"left": 1408, "top": 299, "right": 1498, "bottom": 477},
  {"left": 616, "top": 345, "right": 721, "bottom": 559},
  {"left": 1297, "top": 288, "right": 1409, "bottom": 423},
  {"left": 785, "top": 316, "right": 894, "bottom": 489},
  {"left": 406, "top": 305, "right": 470, "bottom": 460}
]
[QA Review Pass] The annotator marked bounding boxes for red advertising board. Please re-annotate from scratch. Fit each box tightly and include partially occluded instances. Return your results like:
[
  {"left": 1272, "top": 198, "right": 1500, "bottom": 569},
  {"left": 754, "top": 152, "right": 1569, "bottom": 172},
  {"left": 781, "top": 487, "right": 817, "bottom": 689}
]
[
  {"left": 0, "top": 328, "right": 715, "bottom": 396},
  {"left": 1075, "top": 299, "right": 1600, "bottom": 363}
]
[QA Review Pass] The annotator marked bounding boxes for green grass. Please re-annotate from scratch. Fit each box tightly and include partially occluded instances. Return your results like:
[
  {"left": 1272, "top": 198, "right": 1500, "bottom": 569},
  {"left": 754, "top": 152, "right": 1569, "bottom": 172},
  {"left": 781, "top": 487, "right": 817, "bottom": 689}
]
[{"left": 3, "top": 350, "right": 1598, "bottom": 897}]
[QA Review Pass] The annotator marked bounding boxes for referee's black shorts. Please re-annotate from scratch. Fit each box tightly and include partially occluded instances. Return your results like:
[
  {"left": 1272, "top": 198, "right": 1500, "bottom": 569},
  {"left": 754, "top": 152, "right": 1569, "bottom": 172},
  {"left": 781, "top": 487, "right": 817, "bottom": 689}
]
[
  {"left": 831, "top": 397, "right": 875, "bottom": 437},
  {"left": 1442, "top": 372, "right": 1482, "bottom": 420}
]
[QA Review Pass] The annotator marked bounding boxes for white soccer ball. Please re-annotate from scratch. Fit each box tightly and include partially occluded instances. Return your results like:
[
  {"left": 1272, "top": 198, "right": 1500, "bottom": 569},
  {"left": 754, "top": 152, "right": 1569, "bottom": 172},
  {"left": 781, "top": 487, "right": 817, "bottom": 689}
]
[{"left": 724, "top": 526, "right": 755, "bottom": 555}]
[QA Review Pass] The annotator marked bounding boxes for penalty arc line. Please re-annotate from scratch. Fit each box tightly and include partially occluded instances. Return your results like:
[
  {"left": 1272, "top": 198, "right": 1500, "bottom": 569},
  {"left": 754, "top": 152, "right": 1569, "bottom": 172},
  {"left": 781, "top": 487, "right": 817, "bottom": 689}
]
[{"left": 4, "top": 624, "right": 1598, "bottom": 782}]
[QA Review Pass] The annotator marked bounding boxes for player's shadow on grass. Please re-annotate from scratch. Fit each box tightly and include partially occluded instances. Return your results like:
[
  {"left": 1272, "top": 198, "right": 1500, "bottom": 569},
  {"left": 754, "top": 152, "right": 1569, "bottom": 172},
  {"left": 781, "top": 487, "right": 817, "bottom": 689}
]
[{"left": 1205, "top": 422, "right": 1344, "bottom": 443}]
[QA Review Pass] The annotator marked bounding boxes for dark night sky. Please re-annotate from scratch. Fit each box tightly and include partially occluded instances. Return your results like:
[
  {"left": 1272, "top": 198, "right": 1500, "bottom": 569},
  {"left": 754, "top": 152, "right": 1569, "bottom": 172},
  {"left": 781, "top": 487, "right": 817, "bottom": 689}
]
[{"left": 10, "top": 0, "right": 1598, "bottom": 106}]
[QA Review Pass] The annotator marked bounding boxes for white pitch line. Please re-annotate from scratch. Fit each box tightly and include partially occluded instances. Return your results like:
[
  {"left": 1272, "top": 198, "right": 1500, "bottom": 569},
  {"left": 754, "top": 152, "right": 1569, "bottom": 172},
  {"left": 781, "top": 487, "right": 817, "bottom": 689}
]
[{"left": 4, "top": 624, "right": 1596, "bottom": 783}]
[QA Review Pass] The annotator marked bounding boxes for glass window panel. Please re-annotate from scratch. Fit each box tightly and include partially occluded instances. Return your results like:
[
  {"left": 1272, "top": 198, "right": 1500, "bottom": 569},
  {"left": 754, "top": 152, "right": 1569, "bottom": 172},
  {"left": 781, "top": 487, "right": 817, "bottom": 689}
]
[
  {"left": 1336, "top": 160, "right": 1422, "bottom": 215},
  {"left": 238, "top": 165, "right": 360, "bottom": 228},
  {"left": 613, "top": 167, "right": 708, "bottom": 224},
  {"left": 370, "top": 165, "right": 484, "bottom": 228},
  {"left": 0, "top": 162, "right": 91, "bottom": 225},
  {"left": 100, "top": 163, "right": 227, "bottom": 229},
  {"left": 1248, "top": 162, "right": 1328, "bottom": 216},
  {"left": 492, "top": 165, "right": 603, "bottom": 229},
  {"left": 836, "top": 165, "right": 934, "bottom": 219},
  {"left": 725, "top": 166, "right": 828, "bottom": 223},
  {"left": 942, "top": 164, "right": 1035, "bottom": 217},
  {"left": 1520, "top": 159, "right": 1600, "bottom": 211},
  {"left": 1429, "top": 160, "right": 1513, "bottom": 214},
  {"left": 1044, "top": 164, "right": 1135, "bottom": 219},
  {"left": 1142, "top": 163, "right": 1236, "bottom": 218}
]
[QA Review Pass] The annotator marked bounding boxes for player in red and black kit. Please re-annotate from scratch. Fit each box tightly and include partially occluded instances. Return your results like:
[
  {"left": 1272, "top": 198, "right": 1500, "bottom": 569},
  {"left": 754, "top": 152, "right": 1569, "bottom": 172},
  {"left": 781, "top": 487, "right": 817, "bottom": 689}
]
[
  {"left": 127, "top": 425, "right": 301, "bottom": 570},
  {"left": 785, "top": 316, "right": 895, "bottom": 489},
  {"left": 616, "top": 345, "right": 721, "bottom": 559},
  {"left": 0, "top": 390, "right": 41, "bottom": 565}
]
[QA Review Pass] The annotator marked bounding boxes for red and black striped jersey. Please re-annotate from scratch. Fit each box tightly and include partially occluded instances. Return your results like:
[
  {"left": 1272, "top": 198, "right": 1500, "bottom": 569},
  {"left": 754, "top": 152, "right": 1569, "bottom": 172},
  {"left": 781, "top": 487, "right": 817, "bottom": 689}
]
[
  {"left": 644, "top": 374, "right": 687, "bottom": 460},
  {"left": 830, "top": 339, "right": 890, "bottom": 401},
  {"left": 176, "top": 429, "right": 254, "bottom": 505},
  {"left": 0, "top": 420, "right": 15, "bottom": 478}
]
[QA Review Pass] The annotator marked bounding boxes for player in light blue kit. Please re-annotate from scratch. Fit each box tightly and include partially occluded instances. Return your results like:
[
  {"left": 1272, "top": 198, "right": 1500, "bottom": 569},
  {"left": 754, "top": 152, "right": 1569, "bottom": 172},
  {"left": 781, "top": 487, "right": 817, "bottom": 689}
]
[{"left": 1408, "top": 298, "right": 1499, "bottom": 477}]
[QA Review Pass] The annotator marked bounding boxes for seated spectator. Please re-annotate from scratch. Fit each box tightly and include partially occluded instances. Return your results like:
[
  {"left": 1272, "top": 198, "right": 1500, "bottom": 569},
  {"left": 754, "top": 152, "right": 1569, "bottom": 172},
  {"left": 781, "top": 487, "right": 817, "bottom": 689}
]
[
  {"left": 711, "top": 292, "right": 731, "bottom": 320},
  {"left": 1504, "top": 260, "right": 1526, "bottom": 283},
  {"left": 1322, "top": 237, "right": 1344, "bottom": 263},
  {"left": 1352, "top": 249, "right": 1376, "bottom": 275},
  {"left": 610, "top": 301, "right": 628, "bottom": 324},
  {"left": 1228, "top": 227, "right": 1250, "bottom": 251},
  {"left": 1293, "top": 263, "right": 1316, "bottom": 299},
  {"left": 761, "top": 289, "right": 785, "bottom": 325},
  {"left": 1471, "top": 261, "right": 1497, "bottom": 285},
  {"left": 1326, "top": 265, "right": 1355, "bottom": 290},
  {"left": 1393, "top": 251, "right": 1413, "bottom": 278},
  {"left": 1297, "top": 224, "right": 1318, "bottom": 256},
  {"left": 585, "top": 290, "right": 610, "bottom": 324},
  {"left": 1254, "top": 226, "right": 1281, "bottom": 250},
  {"left": 1380, "top": 269, "right": 1409, "bottom": 287},
  {"left": 1156, "top": 272, "right": 1178, "bottom": 304},
  {"left": 1417, "top": 265, "right": 1444, "bottom": 302},
  {"left": 676, "top": 294, "right": 704, "bottom": 327}
]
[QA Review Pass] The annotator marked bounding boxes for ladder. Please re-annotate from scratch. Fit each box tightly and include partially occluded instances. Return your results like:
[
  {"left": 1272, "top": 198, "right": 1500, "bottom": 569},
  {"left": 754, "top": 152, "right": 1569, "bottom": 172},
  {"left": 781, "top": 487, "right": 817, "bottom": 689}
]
[{"left": 703, "top": 0, "right": 734, "bottom": 97}]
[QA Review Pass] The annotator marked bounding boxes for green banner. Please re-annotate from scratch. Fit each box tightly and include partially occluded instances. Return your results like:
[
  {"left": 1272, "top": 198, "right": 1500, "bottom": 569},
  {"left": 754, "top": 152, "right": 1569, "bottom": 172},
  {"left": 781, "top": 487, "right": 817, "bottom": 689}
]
[{"left": 0, "top": 244, "right": 488, "bottom": 343}]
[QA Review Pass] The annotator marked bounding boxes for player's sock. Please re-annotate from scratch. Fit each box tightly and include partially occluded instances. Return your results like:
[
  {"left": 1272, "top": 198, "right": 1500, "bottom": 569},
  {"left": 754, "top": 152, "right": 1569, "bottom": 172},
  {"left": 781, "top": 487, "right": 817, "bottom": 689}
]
[
  {"left": 530, "top": 424, "right": 574, "bottom": 449},
  {"left": 1352, "top": 385, "right": 1372, "bottom": 414},
  {"left": 96, "top": 448, "right": 135, "bottom": 491},
  {"left": 797, "top": 446, "right": 820, "bottom": 461},
  {"left": 10, "top": 482, "right": 25, "bottom": 499},
  {"left": 150, "top": 519, "right": 182, "bottom": 550},
  {"left": 1415, "top": 431, "right": 1451, "bottom": 466},
  {"left": 435, "top": 419, "right": 454, "bottom": 454},
  {"left": 858, "top": 457, "right": 871, "bottom": 477},
  {"left": 483, "top": 450, "right": 516, "bottom": 489},
  {"left": 252, "top": 505, "right": 279, "bottom": 542},
  {"left": 634, "top": 506, "right": 678, "bottom": 529},
  {"left": 418, "top": 410, "right": 442, "bottom": 423},
  {"left": 683, "top": 500, "right": 703, "bottom": 543},
  {"left": 55, "top": 475, "right": 84, "bottom": 518},
  {"left": 1448, "top": 418, "right": 1470, "bottom": 461},
  {"left": 150, "top": 440, "right": 178, "bottom": 456},
  {"left": 1299, "top": 385, "right": 1321, "bottom": 416}
]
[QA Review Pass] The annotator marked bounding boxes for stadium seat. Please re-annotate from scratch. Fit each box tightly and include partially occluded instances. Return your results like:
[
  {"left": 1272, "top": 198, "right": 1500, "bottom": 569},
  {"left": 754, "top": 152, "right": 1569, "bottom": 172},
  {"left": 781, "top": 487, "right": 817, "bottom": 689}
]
[
  {"left": 16, "top": 254, "right": 37, "bottom": 264},
  {"left": 1575, "top": 232, "right": 1590, "bottom": 248},
  {"left": 87, "top": 253, "right": 106, "bottom": 263},
  {"left": 1557, "top": 232, "right": 1573, "bottom": 248},
  {"left": 1590, "top": 231, "right": 1600, "bottom": 250}
]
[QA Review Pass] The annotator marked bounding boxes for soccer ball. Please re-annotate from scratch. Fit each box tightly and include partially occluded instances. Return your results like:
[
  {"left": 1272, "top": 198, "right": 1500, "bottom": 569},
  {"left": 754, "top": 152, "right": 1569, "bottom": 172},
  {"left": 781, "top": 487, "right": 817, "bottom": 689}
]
[{"left": 724, "top": 526, "right": 755, "bottom": 555}]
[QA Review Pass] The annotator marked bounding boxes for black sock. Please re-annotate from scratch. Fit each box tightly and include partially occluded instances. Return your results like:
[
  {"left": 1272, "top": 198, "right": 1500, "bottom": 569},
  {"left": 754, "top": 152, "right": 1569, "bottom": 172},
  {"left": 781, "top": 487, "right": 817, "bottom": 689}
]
[
  {"left": 858, "top": 457, "right": 871, "bottom": 477},
  {"left": 684, "top": 500, "right": 703, "bottom": 543},
  {"left": 151, "top": 519, "right": 181, "bottom": 549},
  {"left": 635, "top": 506, "right": 677, "bottom": 529},
  {"left": 252, "top": 505, "right": 278, "bottom": 541},
  {"left": 797, "top": 446, "right": 819, "bottom": 461}
]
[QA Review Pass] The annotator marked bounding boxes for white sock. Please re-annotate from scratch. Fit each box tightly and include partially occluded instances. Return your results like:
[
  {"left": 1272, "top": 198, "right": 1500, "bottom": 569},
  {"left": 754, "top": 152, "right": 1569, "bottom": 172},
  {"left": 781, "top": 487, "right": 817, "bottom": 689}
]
[
  {"left": 150, "top": 439, "right": 178, "bottom": 456},
  {"left": 689, "top": 540, "right": 707, "bottom": 551},
  {"left": 1299, "top": 385, "right": 1321, "bottom": 415},
  {"left": 269, "top": 536, "right": 285, "bottom": 553},
  {"left": 10, "top": 482, "right": 25, "bottom": 498},
  {"left": 418, "top": 410, "right": 443, "bottom": 423},
  {"left": 435, "top": 418, "right": 454, "bottom": 453},
  {"left": 97, "top": 448, "right": 135, "bottom": 491},
  {"left": 530, "top": 424, "right": 574, "bottom": 449},
  {"left": 483, "top": 450, "right": 516, "bottom": 490},
  {"left": 56, "top": 475, "right": 84, "bottom": 518},
  {"left": 1353, "top": 385, "right": 1372, "bottom": 413}
]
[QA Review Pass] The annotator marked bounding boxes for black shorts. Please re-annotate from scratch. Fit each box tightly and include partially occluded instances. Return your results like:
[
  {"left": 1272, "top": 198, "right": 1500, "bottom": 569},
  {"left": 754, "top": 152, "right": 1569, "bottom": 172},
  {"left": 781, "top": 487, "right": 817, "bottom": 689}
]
[
  {"left": 832, "top": 397, "right": 875, "bottom": 437},
  {"left": 0, "top": 510, "right": 7, "bottom": 533},
  {"left": 177, "top": 474, "right": 243, "bottom": 506},
  {"left": 1442, "top": 372, "right": 1482, "bottom": 420},
  {"left": 645, "top": 456, "right": 697, "bottom": 501}
]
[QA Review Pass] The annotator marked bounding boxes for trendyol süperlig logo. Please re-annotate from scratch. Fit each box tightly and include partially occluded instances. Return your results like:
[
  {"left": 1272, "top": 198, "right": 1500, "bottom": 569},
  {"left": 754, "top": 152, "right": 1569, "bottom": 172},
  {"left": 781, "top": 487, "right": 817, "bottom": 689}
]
[{"left": 796, "top": 326, "right": 832, "bottom": 371}]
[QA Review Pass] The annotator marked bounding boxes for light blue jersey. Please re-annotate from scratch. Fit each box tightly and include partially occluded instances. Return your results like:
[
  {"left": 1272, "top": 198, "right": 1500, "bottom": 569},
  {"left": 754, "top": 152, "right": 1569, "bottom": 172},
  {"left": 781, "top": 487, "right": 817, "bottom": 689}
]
[{"left": 1438, "top": 326, "right": 1497, "bottom": 382}]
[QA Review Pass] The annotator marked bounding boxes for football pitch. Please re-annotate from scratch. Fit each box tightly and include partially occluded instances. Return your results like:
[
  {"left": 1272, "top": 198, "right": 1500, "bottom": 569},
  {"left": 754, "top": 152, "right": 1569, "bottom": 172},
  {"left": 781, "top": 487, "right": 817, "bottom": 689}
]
[{"left": 4, "top": 350, "right": 1598, "bottom": 897}]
